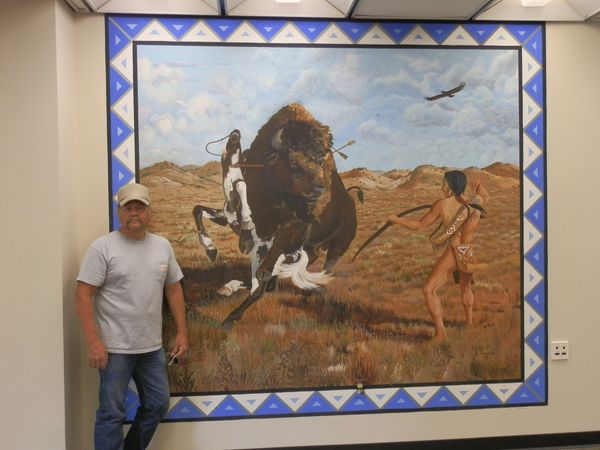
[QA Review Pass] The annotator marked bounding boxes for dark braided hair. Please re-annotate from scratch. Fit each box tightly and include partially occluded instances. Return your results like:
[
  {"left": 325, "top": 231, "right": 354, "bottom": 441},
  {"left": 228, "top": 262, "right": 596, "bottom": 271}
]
[{"left": 444, "top": 170, "right": 486, "bottom": 216}]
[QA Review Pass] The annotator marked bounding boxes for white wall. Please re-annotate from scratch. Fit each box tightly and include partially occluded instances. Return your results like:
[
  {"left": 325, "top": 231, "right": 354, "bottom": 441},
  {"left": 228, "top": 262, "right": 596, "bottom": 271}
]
[
  {"left": 2, "top": 4, "right": 599, "bottom": 448},
  {"left": 0, "top": 1, "right": 67, "bottom": 449},
  {"left": 73, "top": 20, "right": 600, "bottom": 450},
  {"left": 56, "top": 1, "right": 84, "bottom": 449},
  {"left": 72, "top": 12, "right": 109, "bottom": 450},
  {"left": 545, "top": 20, "right": 600, "bottom": 423}
]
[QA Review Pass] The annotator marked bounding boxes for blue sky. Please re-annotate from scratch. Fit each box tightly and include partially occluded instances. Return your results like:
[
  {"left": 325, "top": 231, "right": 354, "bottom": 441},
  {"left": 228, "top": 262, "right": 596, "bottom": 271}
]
[{"left": 137, "top": 44, "right": 519, "bottom": 172}]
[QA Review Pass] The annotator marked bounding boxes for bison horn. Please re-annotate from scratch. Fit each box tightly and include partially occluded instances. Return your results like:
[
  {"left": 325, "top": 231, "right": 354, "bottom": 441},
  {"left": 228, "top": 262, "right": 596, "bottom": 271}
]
[{"left": 271, "top": 128, "right": 284, "bottom": 151}]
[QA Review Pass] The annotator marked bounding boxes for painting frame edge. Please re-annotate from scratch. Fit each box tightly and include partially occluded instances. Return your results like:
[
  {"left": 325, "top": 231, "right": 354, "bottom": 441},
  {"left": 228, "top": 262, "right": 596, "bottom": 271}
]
[{"left": 104, "top": 15, "right": 548, "bottom": 421}]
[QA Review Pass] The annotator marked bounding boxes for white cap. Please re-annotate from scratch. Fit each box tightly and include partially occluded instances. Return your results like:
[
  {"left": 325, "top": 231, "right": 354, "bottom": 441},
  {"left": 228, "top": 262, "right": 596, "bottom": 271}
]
[{"left": 117, "top": 182, "right": 150, "bottom": 206}]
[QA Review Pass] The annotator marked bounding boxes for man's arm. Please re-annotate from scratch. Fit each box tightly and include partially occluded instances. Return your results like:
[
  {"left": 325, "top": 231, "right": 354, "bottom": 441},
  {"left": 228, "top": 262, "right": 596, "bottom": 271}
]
[
  {"left": 471, "top": 180, "right": 490, "bottom": 205},
  {"left": 387, "top": 200, "right": 442, "bottom": 230},
  {"left": 74, "top": 281, "right": 108, "bottom": 369},
  {"left": 164, "top": 281, "right": 189, "bottom": 359}
]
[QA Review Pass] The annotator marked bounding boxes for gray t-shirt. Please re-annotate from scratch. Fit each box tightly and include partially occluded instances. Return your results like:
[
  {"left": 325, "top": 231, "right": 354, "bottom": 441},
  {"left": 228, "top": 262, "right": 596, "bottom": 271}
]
[{"left": 77, "top": 231, "right": 183, "bottom": 354}]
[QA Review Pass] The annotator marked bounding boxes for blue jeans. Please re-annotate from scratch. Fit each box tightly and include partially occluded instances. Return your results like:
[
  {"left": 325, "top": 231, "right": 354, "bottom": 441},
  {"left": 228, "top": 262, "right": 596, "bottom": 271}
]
[{"left": 95, "top": 348, "right": 170, "bottom": 450}]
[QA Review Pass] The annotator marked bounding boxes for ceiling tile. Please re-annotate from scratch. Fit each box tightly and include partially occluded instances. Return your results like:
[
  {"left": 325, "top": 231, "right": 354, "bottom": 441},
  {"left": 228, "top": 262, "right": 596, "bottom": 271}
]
[
  {"left": 352, "top": 0, "right": 490, "bottom": 20},
  {"left": 566, "top": 0, "right": 600, "bottom": 19},
  {"left": 94, "top": 0, "right": 219, "bottom": 15},
  {"left": 65, "top": 0, "right": 600, "bottom": 21},
  {"left": 477, "top": 0, "right": 584, "bottom": 20},
  {"left": 226, "top": 0, "right": 346, "bottom": 18}
]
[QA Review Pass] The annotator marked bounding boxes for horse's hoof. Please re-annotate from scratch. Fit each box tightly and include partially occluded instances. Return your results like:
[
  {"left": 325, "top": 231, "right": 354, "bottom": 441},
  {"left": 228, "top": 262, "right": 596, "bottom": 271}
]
[
  {"left": 221, "top": 319, "right": 234, "bottom": 330},
  {"left": 256, "top": 268, "right": 271, "bottom": 282},
  {"left": 217, "top": 286, "right": 234, "bottom": 296},
  {"left": 266, "top": 276, "right": 278, "bottom": 292},
  {"left": 238, "top": 230, "right": 254, "bottom": 254},
  {"left": 207, "top": 248, "right": 218, "bottom": 261},
  {"left": 221, "top": 315, "right": 239, "bottom": 329}
]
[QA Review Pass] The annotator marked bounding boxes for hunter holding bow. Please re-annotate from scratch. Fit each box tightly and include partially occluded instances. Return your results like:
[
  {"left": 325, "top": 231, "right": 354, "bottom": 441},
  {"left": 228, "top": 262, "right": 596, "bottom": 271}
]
[{"left": 387, "top": 170, "right": 489, "bottom": 341}]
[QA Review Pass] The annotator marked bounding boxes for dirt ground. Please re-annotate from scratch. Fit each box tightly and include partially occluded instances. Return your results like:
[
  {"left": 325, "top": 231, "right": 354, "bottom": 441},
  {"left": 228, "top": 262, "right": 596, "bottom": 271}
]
[{"left": 142, "top": 160, "right": 522, "bottom": 393}]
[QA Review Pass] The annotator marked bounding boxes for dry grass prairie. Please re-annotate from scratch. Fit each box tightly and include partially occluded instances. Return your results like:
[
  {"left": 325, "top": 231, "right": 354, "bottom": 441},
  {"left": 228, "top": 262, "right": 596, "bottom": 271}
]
[{"left": 142, "top": 161, "right": 522, "bottom": 394}]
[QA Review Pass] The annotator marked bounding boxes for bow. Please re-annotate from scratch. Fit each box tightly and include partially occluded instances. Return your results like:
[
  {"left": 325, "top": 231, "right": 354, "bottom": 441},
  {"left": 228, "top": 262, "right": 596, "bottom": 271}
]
[{"left": 352, "top": 204, "right": 432, "bottom": 262}]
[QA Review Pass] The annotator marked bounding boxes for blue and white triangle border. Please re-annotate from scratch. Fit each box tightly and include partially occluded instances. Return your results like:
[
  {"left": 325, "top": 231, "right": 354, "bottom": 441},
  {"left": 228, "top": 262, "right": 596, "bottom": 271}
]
[{"left": 106, "top": 16, "right": 547, "bottom": 420}]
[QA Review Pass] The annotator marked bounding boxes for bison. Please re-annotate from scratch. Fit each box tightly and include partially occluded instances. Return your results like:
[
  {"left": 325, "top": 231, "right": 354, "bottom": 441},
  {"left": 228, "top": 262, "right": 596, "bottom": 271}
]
[{"left": 193, "top": 103, "right": 359, "bottom": 326}]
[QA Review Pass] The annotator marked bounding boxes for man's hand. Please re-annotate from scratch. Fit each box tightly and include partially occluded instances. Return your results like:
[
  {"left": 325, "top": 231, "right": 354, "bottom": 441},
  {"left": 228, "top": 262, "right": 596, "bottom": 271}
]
[
  {"left": 87, "top": 339, "right": 108, "bottom": 369},
  {"left": 387, "top": 215, "right": 399, "bottom": 225},
  {"left": 170, "top": 332, "right": 189, "bottom": 360},
  {"left": 75, "top": 282, "right": 108, "bottom": 369},
  {"left": 470, "top": 179, "right": 489, "bottom": 204},
  {"left": 165, "top": 281, "right": 189, "bottom": 361}
]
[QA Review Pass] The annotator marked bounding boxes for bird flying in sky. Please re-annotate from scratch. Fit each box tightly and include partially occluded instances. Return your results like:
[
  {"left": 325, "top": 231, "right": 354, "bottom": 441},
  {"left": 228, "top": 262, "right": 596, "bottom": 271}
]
[{"left": 425, "top": 81, "right": 466, "bottom": 101}]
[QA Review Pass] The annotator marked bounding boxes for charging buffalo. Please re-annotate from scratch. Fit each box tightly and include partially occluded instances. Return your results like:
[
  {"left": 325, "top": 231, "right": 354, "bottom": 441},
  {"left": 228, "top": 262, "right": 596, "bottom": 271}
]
[{"left": 193, "top": 103, "right": 360, "bottom": 326}]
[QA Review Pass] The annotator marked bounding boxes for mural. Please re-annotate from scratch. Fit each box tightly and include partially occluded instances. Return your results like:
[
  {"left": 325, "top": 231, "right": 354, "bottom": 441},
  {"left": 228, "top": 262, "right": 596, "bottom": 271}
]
[{"left": 105, "top": 17, "right": 547, "bottom": 421}]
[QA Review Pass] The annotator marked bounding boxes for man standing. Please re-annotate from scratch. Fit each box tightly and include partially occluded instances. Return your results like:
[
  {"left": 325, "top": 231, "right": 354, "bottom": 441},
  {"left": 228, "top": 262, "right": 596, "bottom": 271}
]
[{"left": 75, "top": 182, "right": 188, "bottom": 450}]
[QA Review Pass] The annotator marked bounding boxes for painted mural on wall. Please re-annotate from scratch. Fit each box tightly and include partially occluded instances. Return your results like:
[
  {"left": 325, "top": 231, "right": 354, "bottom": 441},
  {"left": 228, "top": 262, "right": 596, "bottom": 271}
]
[{"left": 106, "top": 17, "right": 547, "bottom": 420}]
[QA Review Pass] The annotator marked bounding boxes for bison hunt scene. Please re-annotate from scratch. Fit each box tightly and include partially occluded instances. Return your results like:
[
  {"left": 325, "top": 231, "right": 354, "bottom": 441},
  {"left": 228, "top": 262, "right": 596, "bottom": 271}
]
[
  {"left": 136, "top": 45, "right": 522, "bottom": 393},
  {"left": 141, "top": 103, "right": 521, "bottom": 394}
]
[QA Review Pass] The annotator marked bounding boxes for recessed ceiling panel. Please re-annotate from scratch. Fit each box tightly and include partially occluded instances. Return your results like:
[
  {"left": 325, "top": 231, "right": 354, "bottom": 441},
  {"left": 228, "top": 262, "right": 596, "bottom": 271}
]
[
  {"left": 328, "top": 0, "right": 356, "bottom": 16},
  {"left": 226, "top": 0, "right": 345, "bottom": 18},
  {"left": 477, "top": 0, "right": 584, "bottom": 20},
  {"left": 567, "top": 0, "right": 600, "bottom": 19},
  {"left": 352, "top": 0, "right": 490, "bottom": 20},
  {"left": 65, "top": 0, "right": 598, "bottom": 20},
  {"left": 94, "top": 0, "right": 219, "bottom": 15}
]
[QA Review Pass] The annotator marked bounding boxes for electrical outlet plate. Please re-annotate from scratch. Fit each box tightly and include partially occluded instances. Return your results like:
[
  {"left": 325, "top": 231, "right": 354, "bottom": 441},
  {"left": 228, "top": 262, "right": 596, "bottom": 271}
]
[{"left": 550, "top": 340, "right": 569, "bottom": 360}]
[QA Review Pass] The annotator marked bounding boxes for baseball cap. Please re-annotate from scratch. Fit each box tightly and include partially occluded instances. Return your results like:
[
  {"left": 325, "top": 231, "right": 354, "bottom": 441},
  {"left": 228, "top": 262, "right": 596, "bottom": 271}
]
[{"left": 117, "top": 182, "right": 151, "bottom": 206}]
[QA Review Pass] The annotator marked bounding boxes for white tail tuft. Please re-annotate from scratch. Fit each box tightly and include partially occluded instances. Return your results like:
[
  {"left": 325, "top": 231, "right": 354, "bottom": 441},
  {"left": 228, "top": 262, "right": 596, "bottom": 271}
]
[{"left": 272, "top": 250, "right": 332, "bottom": 290}]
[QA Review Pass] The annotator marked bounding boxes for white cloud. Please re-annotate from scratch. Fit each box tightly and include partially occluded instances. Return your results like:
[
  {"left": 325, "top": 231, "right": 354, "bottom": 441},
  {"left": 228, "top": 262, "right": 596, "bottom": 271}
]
[
  {"left": 138, "top": 58, "right": 184, "bottom": 83},
  {"left": 451, "top": 105, "right": 489, "bottom": 136},
  {"left": 154, "top": 115, "right": 173, "bottom": 134},
  {"left": 137, "top": 46, "right": 520, "bottom": 171},
  {"left": 175, "top": 116, "right": 189, "bottom": 132},
  {"left": 184, "top": 94, "right": 219, "bottom": 117},
  {"left": 404, "top": 102, "right": 451, "bottom": 128},
  {"left": 391, "top": 53, "right": 441, "bottom": 73},
  {"left": 138, "top": 58, "right": 185, "bottom": 106},
  {"left": 373, "top": 69, "right": 419, "bottom": 91}
]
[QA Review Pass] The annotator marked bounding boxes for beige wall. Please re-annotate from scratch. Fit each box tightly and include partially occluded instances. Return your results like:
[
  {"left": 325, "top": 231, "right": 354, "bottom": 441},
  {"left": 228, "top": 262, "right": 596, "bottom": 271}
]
[
  {"left": 72, "top": 11, "right": 109, "bottom": 450},
  {"left": 2, "top": 3, "right": 599, "bottom": 448},
  {"left": 545, "top": 19, "right": 600, "bottom": 425},
  {"left": 1, "top": 1, "right": 67, "bottom": 449},
  {"left": 56, "top": 1, "right": 88, "bottom": 448}
]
